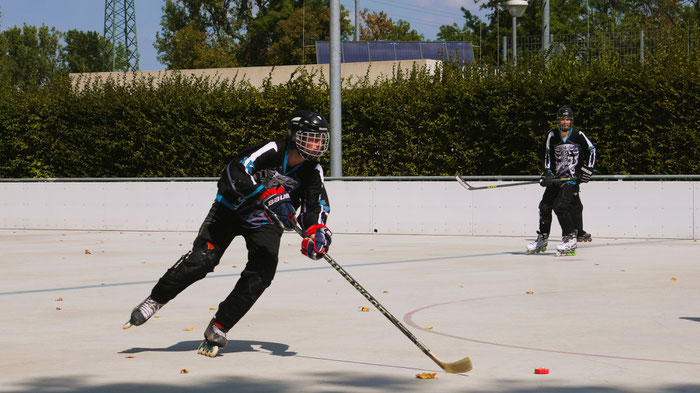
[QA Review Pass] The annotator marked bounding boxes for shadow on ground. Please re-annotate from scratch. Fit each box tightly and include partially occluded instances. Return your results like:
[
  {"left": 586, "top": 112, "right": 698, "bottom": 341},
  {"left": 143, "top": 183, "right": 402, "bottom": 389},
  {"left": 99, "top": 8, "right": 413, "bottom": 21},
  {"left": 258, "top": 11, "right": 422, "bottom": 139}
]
[
  {"left": 4, "top": 376, "right": 700, "bottom": 393},
  {"left": 120, "top": 339, "right": 297, "bottom": 357}
]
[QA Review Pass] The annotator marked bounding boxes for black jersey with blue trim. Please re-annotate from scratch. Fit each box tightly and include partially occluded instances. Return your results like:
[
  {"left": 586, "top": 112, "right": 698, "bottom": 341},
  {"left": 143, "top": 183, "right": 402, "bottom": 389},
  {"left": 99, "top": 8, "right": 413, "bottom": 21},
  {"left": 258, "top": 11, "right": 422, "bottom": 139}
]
[
  {"left": 216, "top": 138, "right": 330, "bottom": 229},
  {"left": 543, "top": 128, "right": 596, "bottom": 183}
]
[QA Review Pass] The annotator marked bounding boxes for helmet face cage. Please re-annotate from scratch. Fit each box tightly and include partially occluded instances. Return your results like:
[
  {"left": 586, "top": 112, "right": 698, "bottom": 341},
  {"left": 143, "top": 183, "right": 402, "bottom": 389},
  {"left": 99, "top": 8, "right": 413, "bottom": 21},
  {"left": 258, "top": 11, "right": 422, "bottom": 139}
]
[
  {"left": 557, "top": 107, "right": 574, "bottom": 133},
  {"left": 295, "top": 130, "right": 329, "bottom": 159}
]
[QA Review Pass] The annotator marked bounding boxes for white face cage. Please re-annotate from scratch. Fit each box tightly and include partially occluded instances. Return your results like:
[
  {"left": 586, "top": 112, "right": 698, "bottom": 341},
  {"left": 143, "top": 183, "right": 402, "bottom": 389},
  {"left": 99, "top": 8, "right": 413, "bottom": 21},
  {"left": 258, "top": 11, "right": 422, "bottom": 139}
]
[
  {"left": 557, "top": 115, "right": 573, "bottom": 132},
  {"left": 295, "top": 131, "right": 330, "bottom": 159}
]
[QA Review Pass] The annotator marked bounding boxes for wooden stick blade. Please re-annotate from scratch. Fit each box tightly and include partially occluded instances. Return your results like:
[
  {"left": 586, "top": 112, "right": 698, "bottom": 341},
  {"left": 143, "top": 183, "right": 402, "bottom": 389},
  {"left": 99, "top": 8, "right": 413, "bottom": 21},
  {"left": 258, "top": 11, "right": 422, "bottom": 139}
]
[
  {"left": 454, "top": 174, "right": 476, "bottom": 190},
  {"left": 428, "top": 351, "right": 473, "bottom": 373}
]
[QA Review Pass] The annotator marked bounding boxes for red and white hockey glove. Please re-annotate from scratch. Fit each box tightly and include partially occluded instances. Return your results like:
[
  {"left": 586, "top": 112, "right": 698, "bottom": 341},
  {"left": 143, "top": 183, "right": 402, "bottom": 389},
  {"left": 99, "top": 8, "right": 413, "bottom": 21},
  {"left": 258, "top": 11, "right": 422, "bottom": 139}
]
[
  {"left": 258, "top": 187, "right": 296, "bottom": 229},
  {"left": 301, "top": 224, "right": 332, "bottom": 260}
]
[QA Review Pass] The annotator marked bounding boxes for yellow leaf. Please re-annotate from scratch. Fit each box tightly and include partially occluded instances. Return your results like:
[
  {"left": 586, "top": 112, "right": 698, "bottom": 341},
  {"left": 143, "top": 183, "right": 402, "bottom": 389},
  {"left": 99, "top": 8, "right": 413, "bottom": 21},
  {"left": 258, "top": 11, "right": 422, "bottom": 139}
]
[
  {"left": 424, "top": 326, "right": 433, "bottom": 330},
  {"left": 359, "top": 306, "right": 371, "bottom": 312},
  {"left": 85, "top": 249, "right": 91, "bottom": 254},
  {"left": 416, "top": 372, "right": 437, "bottom": 379},
  {"left": 180, "top": 369, "right": 189, "bottom": 374},
  {"left": 185, "top": 327, "right": 194, "bottom": 331},
  {"left": 526, "top": 291, "right": 534, "bottom": 294}
]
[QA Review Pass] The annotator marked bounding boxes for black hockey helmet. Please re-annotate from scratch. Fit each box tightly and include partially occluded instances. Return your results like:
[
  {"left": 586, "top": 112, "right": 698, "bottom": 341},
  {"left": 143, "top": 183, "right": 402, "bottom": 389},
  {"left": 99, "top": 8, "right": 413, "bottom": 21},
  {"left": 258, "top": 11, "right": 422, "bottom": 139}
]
[
  {"left": 556, "top": 107, "right": 574, "bottom": 132},
  {"left": 288, "top": 110, "right": 330, "bottom": 160}
]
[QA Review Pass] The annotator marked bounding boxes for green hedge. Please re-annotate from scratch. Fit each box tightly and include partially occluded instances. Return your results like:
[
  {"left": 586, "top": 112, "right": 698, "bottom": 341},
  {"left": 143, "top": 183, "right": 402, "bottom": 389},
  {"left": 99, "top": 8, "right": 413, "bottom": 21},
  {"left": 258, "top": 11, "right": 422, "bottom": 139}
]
[{"left": 1, "top": 47, "right": 698, "bottom": 178}]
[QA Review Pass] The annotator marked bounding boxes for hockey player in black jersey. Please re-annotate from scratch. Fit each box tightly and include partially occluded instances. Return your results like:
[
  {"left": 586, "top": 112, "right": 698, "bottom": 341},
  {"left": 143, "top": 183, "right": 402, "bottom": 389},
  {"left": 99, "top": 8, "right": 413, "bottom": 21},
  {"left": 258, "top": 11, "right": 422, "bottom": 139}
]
[
  {"left": 526, "top": 107, "right": 596, "bottom": 256},
  {"left": 123, "top": 110, "right": 334, "bottom": 357}
]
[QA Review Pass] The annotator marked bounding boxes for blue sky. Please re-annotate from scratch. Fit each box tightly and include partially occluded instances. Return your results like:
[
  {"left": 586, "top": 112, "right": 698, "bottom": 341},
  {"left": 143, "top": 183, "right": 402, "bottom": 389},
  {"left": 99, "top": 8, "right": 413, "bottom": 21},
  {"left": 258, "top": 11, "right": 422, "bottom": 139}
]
[{"left": 0, "top": 0, "right": 487, "bottom": 71}]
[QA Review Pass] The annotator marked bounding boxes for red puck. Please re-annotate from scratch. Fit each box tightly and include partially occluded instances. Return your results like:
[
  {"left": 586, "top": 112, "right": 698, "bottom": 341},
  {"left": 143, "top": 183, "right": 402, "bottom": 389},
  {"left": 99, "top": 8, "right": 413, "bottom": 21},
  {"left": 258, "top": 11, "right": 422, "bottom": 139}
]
[{"left": 534, "top": 368, "right": 549, "bottom": 374}]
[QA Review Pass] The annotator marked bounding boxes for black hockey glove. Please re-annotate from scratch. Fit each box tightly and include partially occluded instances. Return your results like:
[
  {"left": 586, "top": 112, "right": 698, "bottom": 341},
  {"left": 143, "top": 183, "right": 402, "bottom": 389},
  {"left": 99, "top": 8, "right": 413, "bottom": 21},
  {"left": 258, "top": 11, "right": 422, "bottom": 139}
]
[
  {"left": 259, "top": 187, "right": 297, "bottom": 229},
  {"left": 301, "top": 224, "right": 332, "bottom": 260},
  {"left": 578, "top": 166, "right": 594, "bottom": 183},
  {"left": 539, "top": 171, "right": 554, "bottom": 187}
]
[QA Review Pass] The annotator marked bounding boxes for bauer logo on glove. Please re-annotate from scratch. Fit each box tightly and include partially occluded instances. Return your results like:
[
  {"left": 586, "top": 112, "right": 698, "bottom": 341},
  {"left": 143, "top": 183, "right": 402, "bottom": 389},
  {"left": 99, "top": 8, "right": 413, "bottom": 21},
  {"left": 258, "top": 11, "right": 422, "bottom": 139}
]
[
  {"left": 301, "top": 224, "right": 332, "bottom": 260},
  {"left": 259, "top": 187, "right": 297, "bottom": 229}
]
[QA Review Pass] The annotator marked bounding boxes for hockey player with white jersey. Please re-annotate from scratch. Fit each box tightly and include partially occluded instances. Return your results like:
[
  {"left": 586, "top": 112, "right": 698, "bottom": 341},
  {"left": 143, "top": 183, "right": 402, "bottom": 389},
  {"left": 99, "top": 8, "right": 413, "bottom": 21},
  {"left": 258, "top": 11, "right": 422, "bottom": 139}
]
[
  {"left": 526, "top": 107, "right": 596, "bottom": 256},
  {"left": 123, "top": 110, "right": 333, "bottom": 357}
]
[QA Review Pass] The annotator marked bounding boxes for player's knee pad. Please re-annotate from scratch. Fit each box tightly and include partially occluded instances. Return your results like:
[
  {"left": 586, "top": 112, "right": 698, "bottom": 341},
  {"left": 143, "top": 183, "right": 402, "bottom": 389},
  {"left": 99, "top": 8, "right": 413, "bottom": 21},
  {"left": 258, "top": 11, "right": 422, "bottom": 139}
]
[
  {"left": 553, "top": 199, "right": 571, "bottom": 215},
  {"left": 538, "top": 202, "right": 553, "bottom": 219},
  {"left": 239, "top": 270, "right": 273, "bottom": 302},
  {"left": 169, "top": 242, "right": 221, "bottom": 281}
]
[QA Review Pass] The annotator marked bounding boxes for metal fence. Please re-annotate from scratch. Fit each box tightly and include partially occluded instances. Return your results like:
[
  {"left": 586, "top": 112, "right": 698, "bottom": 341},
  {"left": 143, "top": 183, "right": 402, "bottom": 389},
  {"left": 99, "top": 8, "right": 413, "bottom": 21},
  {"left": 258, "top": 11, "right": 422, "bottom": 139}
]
[
  {"left": 2, "top": 175, "right": 700, "bottom": 182},
  {"left": 508, "top": 28, "right": 699, "bottom": 63}
]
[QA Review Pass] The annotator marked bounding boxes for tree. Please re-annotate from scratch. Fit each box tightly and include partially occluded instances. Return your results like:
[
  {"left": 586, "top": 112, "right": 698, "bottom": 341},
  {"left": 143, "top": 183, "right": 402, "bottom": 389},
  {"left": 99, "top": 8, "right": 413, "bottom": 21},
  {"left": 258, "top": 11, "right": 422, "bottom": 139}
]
[
  {"left": 268, "top": 3, "right": 352, "bottom": 65},
  {"left": 62, "top": 30, "right": 129, "bottom": 73},
  {"left": 238, "top": 0, "right": 352, "bottom": 66},
  {"left": 359, "top": 9, "right": 424, "bottom": 41},
  {"left": 155, "top": 0, "right": 244, "bottom": 69},
  {"left": 0, "top": 23, "right": 64, "bottom": 87},
  {"left": 156, "top": 0, "right": 353, "bottom": 67},
  {"left": 437, "top": 8, "right": 485, "bottom": 41}
]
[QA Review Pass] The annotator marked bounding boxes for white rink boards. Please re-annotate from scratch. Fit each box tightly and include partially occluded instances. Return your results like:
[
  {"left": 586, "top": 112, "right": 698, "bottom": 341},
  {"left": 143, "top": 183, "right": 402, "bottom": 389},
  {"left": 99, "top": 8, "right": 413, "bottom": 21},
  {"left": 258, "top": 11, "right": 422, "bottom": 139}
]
[{"left": 0, "top": 180, "right": 697, "bottom": 238}]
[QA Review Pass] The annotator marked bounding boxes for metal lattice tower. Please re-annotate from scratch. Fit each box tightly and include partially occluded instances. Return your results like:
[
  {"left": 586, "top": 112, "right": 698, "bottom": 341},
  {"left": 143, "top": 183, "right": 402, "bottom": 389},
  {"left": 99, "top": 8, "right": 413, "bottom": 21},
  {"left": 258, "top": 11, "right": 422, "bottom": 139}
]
[{"left": 104, "top": 0, "right": 139, "bottom": 71}]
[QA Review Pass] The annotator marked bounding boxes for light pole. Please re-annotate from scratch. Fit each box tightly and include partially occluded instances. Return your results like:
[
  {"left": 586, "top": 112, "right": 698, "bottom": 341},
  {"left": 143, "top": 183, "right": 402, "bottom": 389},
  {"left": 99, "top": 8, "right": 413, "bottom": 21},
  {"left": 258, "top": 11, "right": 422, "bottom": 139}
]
[
  {"left": 506, "top": 0, "right": 528, "bottom": 66},
  {"left": 542, "top": 0, "right": 550, "bottom": 52}
]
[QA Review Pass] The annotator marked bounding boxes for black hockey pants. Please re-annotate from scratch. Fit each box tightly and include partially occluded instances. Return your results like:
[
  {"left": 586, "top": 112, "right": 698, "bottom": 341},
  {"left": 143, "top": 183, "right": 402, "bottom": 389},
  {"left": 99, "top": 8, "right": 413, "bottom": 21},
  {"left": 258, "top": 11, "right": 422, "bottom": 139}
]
[
  {"left": 571, "top": 187, "right": 584, "bottom": 233},
  {"left": 538, "top": 183, "right": 577, "bottom": 237},
  {"left": 150, "top": 200, "right": 283, "bottom": 330}
]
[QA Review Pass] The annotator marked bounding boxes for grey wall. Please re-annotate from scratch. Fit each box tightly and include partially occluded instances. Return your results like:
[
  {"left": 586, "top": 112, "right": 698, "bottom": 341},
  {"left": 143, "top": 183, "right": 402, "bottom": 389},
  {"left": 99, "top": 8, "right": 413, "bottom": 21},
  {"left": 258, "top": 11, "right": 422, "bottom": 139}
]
[{"left": 0, "top": 181, "right": 697, "bottom": 238}]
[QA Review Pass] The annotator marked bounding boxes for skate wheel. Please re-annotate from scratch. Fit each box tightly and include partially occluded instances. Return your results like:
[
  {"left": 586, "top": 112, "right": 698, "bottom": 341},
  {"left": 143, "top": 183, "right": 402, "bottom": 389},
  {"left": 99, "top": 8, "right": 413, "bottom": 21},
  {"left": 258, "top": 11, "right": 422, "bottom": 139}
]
[
  {"left": 122, "top": 321, "right": 133, "bottom": 330},
  {"left": 197, "top": 341, "right": 220, "bottom": 357}
]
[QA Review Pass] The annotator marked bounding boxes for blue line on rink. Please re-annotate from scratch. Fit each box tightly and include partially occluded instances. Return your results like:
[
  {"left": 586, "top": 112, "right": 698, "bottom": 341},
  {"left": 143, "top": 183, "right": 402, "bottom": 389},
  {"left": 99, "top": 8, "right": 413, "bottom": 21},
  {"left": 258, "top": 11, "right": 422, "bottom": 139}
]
[
  {"left": 0, "top": 251, "right": 511, "bottom": 296},
  {"left": 0, "top": 238, "right": 676, "bottom": 296}
]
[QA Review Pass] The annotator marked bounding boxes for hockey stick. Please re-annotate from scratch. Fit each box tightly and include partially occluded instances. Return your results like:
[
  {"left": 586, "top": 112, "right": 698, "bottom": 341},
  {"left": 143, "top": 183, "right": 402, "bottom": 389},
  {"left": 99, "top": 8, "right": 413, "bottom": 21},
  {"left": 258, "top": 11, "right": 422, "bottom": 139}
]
[
  {"left": 455, "top": 173, "right": 571, "bottom": 191},
  {"left": 265, "top": 207, "right": 472, "bottom": 373}
]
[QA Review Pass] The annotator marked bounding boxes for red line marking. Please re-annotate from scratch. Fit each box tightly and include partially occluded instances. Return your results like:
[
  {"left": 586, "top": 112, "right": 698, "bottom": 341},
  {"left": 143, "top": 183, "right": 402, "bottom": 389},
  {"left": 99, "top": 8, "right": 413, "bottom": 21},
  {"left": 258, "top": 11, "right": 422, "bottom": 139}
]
[{"left": 403, "top": 295, "right": 700, "bottom": 365}]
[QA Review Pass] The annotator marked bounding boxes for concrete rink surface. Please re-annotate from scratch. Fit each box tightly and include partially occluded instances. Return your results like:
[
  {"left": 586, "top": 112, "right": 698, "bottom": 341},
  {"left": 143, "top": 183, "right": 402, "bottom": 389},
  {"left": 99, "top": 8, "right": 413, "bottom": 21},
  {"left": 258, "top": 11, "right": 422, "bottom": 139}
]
[{"left": 1, "top": 229, "right": 699, "bottom": 393}]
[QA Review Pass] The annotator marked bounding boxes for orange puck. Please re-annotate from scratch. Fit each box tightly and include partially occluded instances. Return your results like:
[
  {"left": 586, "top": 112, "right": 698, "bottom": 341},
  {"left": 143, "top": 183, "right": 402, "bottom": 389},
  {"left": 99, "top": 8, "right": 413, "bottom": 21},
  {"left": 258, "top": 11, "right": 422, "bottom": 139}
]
[{"left": 534, "top": 368, "right": 549, "bottom": 374}]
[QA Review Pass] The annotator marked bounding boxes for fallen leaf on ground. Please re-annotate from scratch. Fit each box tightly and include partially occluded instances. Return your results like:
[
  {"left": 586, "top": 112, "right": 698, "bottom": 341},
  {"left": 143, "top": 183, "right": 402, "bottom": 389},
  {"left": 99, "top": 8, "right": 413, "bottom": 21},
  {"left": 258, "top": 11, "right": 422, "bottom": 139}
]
[
  {"left": 416, "top": 373, "right": 437, "bottom": 379},
  {"left": 185, "top": 327, "right": 194, "bottom": 331},
  {"left": 359, "top": 307, "right": 371, "bottom": 312},
  {"left": 180, "top": 369, "right": 189, "bottom": 374},
  {"left": 56, "top": 297, "right": 63, "bottom": 301},
  {"left": 526, "top": 291, "right": 534, "bottom": 294},
  {"left": 84, "top": 249, "right": 91, "bottom": 254},
  {"left": 671, "top": 277, "right": 677, "bottom": 281},
  {"left": 56, "top": 307, "right": 62, "bottom": 310},
  {"left": 424, "top": 326, "right": 433, "bottom": 330},
  {"left": 209, "top": 307, "right": 216, "bottom": 310},
  {"left": 125, "top": 356, "right": 134, "bottom": 359}
]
